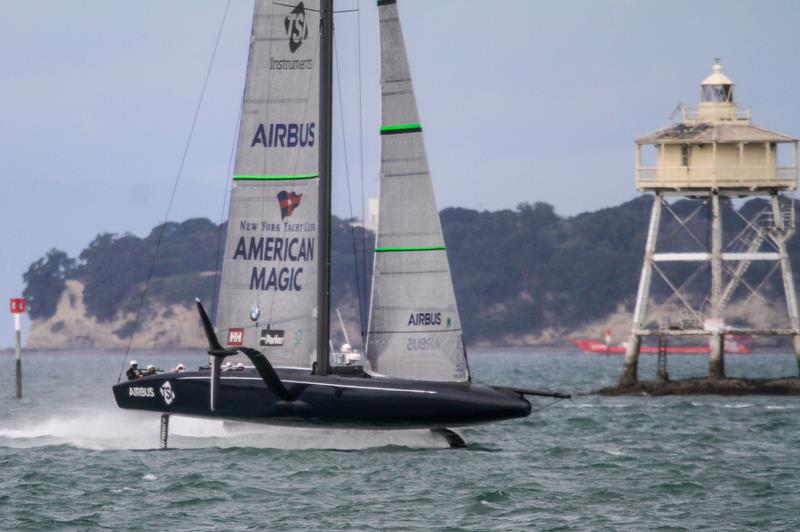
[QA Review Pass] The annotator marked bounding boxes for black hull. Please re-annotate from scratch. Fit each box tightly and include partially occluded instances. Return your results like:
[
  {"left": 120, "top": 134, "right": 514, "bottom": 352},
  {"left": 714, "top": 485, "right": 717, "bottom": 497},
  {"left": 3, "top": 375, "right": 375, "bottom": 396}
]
[{"left": 113, "top": 368, "right": 531, "bottom": 429}]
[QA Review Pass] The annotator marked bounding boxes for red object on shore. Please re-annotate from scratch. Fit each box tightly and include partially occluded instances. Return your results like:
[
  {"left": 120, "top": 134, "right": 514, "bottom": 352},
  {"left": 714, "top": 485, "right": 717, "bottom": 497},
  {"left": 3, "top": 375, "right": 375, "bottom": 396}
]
[
  {"left": 9, "top": 298, "right": 26, "bottom": 314},
  {"left": 571, "top": 337, "right": 751, "bottom": 354}
]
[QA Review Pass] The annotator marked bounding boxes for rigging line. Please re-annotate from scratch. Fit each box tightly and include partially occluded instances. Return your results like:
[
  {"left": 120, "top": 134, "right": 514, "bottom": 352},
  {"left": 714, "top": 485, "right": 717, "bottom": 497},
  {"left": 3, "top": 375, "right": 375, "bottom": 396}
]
[
  {"left": 117, "top": 0, "right": 233, "bottom": 384},
  {"left": 530, "top": 397, "right": 568, "bottom": 414},
  {"left": 355, "top": 0, "right": 369, "bottom": 344},
  {"left": 334, "top": 26, "right": 366, "bottom": 346}
]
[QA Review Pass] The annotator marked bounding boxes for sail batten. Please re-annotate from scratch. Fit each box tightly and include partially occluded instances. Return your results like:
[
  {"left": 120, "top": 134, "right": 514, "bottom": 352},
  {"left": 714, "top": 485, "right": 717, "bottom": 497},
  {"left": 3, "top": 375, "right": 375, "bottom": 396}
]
[
  {"left": 366, "top": 1, "right": 470, "bottom": 382},
  {"left": 215, "top": 0, "right": 322, "bottom": 369},
  {"left": 233, "top": 173, "right": 320, "bottom": 180},
  {"left": 375, "top": 246, "right": 446, "bottom": 252},
  {"left": 380, "top": 123, "right": 422, "bottom": 133}
]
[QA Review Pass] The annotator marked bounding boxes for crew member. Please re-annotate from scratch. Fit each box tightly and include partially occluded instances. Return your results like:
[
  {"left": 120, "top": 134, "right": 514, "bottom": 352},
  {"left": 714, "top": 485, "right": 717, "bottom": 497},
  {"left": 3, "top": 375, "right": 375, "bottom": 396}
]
[
  {"left": 126, "top": 360, "right": 143, "bottom": 380},
  {"left": 146, "top": 364, "right": 158, "bottom": 375},
  {"left": 171, "top": 363, "right": 186, "bottom": 373}
]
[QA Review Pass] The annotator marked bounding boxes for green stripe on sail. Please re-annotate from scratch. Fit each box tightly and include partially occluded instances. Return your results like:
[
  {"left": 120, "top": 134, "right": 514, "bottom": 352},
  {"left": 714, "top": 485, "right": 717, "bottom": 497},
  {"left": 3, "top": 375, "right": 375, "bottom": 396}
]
[
  {"left": 377, "top": 0, "right": 396, "bottom": 5},
  {"left": 233, "top": 173, "right": 320, "bottom": 181},
  {"left": 380, "top": 123, "right": 422, "bottom": 134},
  {"left": 375, "top": 245, "right": 446, "bottom": 252}
]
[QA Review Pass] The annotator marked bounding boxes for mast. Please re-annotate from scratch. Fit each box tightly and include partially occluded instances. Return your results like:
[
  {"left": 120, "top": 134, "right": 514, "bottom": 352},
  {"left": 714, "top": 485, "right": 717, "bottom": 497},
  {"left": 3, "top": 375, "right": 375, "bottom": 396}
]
[{"left": 316, "top": 0, "right": 333, "bottom": 374}]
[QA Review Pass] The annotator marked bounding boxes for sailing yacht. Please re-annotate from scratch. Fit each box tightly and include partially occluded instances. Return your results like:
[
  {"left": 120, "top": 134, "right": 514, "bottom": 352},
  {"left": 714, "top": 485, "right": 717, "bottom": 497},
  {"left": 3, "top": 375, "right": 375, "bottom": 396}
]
[{"left": 113, "top": 0, "right": 567, "bottom": 447}]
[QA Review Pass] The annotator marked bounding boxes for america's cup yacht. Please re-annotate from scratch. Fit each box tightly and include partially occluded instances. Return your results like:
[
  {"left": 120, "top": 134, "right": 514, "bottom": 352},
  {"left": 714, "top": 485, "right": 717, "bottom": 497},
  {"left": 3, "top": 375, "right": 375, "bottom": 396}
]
[{"left": 113, "top": 0, "right": 568, "bottom": 448}]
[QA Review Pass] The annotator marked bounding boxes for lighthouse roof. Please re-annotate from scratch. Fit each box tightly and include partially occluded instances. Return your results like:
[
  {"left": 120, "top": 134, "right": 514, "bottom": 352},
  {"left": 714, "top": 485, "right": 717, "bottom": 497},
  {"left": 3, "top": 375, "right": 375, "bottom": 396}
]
[
  {"left": 636, "top": 122, "right": 797, "bottom": 145},
  {"left": 702, "top": 62, "right": 733, "bottom": 86}
]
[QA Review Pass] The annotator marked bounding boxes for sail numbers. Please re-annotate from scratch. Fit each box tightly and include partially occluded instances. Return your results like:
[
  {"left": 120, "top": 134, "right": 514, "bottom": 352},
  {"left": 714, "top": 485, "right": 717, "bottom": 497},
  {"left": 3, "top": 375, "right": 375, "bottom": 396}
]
[{"left": 407, "top": 337, "right": 442, "bottom": 351}]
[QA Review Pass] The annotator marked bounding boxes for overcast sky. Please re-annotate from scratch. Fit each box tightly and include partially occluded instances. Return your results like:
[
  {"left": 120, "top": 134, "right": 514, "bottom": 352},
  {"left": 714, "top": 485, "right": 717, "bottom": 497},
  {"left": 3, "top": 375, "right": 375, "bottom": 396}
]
[{"left": 2, "top": 0, "right": 799, "bottom": 347}]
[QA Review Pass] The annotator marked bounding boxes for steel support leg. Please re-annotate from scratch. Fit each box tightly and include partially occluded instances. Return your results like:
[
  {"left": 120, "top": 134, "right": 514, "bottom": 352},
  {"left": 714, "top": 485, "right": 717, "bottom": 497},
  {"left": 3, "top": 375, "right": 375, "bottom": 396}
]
[
  {"left": 620, "top": 335, "right": 642, "bottom": 386},
  {"left": 656, "top": 335, "right": 669, "bottom": 383},
  {"left": 780, "top": 238, "right": 800, "bottom": 373},
  {"left": 620, "top": 193, "right": 662, "bottom": 386},
  {"left": 708, "top": 333, "right": 725, "bottom": 380},
  {"left": 709, "top": 194, "right": 725, "bottom": 379},
  {"left": 769, "top": 193, "right": 800, "bottom": 374}
]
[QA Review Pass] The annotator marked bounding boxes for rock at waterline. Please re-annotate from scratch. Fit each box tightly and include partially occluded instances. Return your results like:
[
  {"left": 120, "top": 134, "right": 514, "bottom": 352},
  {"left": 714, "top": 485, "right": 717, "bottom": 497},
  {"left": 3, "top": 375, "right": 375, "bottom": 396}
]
[{"left": 595, "top": 377, "right": 800, "bottom": 396}]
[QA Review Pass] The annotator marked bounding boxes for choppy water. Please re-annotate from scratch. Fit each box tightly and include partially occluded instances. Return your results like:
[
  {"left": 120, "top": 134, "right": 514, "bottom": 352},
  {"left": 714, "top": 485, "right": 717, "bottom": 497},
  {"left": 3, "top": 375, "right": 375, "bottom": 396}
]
[{"left": 1, "top": 349, "right": 799, "bottom": 530}]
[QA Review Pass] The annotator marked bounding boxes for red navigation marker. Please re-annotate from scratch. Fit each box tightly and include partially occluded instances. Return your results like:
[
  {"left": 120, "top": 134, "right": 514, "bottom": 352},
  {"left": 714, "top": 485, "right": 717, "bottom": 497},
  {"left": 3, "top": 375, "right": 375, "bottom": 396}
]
[
  {"left": 11, "top": 297, "right": 27, "bottom": 399},
  {"left": 10, "top": 298, "right": 27, "bottom": 314}
]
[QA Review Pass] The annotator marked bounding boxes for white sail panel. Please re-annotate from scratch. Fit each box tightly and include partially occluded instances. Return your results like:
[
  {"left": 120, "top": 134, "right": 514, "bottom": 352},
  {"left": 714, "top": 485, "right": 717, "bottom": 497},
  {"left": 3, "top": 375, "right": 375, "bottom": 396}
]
[
  {"left": 366, "top": 0, "right": 470, "bottom": 382},
  {"left": 216, "top": 0, "right": 321, "bottom": 368}
]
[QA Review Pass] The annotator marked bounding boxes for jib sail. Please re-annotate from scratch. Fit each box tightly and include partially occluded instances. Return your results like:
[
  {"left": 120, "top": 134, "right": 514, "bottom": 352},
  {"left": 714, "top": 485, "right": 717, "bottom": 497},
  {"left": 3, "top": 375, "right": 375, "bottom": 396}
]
[
  {"left": 365, "top": 0, "right": 469, "bottom": 382},
  {"left": 215, "top": 0, "right": 321, "bottom": 368}
]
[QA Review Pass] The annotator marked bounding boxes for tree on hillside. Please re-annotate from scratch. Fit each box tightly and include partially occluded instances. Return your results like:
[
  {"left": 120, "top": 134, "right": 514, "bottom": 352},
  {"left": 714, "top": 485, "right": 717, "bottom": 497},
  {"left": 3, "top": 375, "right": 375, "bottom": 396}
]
[
  {"left": 79, "top": 233, "right": 152, "bottom": 321},
  {"left": 22, "top": 248, "right": 76, "bottom": 319},
  {"left": 148, "top": 218, "right": 220, "bottom": 278}
]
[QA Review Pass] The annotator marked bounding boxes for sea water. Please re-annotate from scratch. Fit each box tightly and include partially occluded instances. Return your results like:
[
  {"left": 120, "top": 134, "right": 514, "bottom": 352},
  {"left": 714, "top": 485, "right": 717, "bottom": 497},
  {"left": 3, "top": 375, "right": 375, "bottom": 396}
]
[{"left": 1, "top": 349, "right": 799, "bottom": 530}]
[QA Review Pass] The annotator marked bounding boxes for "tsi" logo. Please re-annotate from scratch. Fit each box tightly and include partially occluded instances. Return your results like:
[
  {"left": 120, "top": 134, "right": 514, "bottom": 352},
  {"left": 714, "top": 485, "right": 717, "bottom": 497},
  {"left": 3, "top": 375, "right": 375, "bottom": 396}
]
[
  {"left": 228, "top": 328, "right": 244, "bottom": 346},
  {"left": 285, "top": 2, "right": 308, "bottom": 53}
]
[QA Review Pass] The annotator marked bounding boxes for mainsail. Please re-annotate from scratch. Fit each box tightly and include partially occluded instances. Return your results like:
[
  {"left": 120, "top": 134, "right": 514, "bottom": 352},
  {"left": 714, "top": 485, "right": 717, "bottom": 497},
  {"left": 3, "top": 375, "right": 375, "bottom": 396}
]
[
  {"left": 366, "top": 0, "right": 470, "bottom": 382},
  {"left": 216, "top": 0, "right": 321, "bottom": 368}
]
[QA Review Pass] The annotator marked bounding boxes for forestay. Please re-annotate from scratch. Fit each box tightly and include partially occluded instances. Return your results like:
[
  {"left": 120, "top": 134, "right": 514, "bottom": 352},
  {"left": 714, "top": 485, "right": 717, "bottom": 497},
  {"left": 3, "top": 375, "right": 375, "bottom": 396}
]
[
  {"left": 216, "top": 0, "right": 320, "bottom": 368},
  {"left": 366, "top": 0, "right": 470, "bottom": 382}
]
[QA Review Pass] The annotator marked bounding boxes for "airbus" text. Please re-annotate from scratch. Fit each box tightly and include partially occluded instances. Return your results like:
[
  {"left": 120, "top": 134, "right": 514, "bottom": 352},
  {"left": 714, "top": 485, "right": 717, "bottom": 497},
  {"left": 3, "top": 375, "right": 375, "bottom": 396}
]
[{"left": 251, "top": 123, "right": 315, "bottom": 148}]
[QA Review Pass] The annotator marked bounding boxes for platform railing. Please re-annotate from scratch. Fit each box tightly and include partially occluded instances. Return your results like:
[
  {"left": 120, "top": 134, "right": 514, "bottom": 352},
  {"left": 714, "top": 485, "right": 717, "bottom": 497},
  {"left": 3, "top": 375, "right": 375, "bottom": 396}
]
[
  {"left": 682, "top": 106, "right": 752, "bottom": 122},
  {"left": 636, "top": 165, "right": 797, "bottom": 189}
]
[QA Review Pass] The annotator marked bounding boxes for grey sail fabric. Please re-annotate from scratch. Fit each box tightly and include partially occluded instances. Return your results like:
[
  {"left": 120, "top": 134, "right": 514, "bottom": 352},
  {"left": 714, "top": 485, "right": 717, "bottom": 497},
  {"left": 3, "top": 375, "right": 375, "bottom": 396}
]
[
  {"left": 366, "top": 1, "right": 469, "bottom": 382},
  {"left": 215, "top": 0, "right": 320, "bottom": 368}
]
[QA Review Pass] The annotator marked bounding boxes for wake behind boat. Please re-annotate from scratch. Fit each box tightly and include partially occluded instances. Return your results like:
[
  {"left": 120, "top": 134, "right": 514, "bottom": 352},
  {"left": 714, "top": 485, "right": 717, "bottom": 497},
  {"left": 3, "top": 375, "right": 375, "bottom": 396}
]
[{"left": 112, "top": 0, "right": 568, "bottom": 448}]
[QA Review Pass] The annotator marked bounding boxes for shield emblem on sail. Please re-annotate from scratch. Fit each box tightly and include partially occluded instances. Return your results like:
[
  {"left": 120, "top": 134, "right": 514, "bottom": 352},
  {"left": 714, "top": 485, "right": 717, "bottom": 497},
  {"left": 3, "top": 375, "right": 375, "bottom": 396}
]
[{"left": 277, "top": 191, "right": 303, "bottom": 220}]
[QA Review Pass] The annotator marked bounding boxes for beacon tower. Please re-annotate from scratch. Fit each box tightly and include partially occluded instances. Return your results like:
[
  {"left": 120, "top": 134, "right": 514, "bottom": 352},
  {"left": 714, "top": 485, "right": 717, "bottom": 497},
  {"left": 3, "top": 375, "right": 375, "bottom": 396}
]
[{"left": 621, "top": 61, "right": 800, "bottom": 385}]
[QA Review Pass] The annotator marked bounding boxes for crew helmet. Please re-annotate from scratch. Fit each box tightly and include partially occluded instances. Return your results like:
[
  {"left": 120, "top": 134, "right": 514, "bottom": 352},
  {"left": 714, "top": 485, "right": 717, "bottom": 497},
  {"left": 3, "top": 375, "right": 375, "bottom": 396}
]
[{"left": 129, "top": 360, "right": 138, "bottom": 367}]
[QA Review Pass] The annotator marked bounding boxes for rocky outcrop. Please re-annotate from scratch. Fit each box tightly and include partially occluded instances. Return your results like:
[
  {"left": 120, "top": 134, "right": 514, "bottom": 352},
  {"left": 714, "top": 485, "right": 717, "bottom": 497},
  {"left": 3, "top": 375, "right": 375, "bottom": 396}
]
[{"left": 596, "top": 377, "right": 800, "bottom": 396}]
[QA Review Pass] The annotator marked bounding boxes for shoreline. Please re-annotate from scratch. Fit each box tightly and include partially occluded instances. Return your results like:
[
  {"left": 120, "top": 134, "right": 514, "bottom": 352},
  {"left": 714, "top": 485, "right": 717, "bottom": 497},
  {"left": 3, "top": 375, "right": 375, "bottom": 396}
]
[{"left": 595, "top": 377, "right": 800, "bottom": 396}]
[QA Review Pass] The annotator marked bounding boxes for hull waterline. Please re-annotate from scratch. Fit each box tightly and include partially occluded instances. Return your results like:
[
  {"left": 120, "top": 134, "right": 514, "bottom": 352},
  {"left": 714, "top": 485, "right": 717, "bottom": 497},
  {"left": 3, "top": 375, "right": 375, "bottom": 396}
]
[{"left": 113, "top": 368, "right": 531, "bottom": 429}]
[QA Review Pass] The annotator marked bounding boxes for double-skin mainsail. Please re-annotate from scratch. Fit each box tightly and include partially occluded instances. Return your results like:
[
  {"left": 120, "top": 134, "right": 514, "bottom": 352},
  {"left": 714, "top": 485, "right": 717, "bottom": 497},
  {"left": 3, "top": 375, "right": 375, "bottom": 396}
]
[{"left": 216, "top": 0, "right": 322, "bottom": 370}]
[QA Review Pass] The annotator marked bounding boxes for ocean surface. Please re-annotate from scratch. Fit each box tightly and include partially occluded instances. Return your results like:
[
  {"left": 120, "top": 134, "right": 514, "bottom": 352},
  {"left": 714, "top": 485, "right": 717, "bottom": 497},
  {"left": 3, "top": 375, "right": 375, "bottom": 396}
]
[{"left": 1, "top": 348, "right": 799, "bottom": 530}]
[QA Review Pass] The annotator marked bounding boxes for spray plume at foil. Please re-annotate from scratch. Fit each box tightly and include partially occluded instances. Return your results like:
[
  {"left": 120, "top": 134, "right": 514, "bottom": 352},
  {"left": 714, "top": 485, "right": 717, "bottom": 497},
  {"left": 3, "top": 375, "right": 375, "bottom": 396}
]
[{"left": 0, "top": 409, "right": 448, "bottom": 450}]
